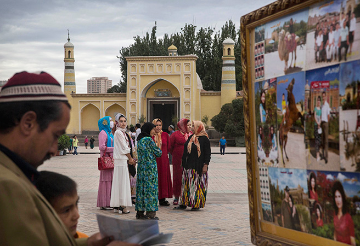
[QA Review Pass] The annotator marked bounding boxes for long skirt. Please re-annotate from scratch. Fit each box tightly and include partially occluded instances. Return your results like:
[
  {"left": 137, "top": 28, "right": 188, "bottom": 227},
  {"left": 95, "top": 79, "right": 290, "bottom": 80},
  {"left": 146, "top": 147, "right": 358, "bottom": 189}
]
[
  {"left": 97, "top": 169, "right": 113, "bottom": 207},
  {"left": 110, "top": 159, "right": 132, "bottom": 207},
  {"left": 180, "top": 169, "right": 208, "bottom": 209}
]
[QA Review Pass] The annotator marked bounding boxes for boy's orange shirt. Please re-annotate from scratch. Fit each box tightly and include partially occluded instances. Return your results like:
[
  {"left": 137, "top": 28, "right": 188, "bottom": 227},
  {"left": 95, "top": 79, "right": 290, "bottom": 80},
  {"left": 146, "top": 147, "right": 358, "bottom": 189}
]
[{"left": 75, "top": 231, "right": 88, "bottom": 238}]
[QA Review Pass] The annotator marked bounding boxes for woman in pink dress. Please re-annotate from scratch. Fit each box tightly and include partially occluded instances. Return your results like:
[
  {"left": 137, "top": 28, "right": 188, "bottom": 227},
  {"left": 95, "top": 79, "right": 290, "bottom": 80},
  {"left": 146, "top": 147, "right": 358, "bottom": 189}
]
[
  {"left": 169, "top": 118, "right": 191, "bottom": 205},
  {"left": 152, "top": 118, "right": 173, "bottom": 206},
  {"left": 97, "top": 116, "right": 114, "bottom": 209}
]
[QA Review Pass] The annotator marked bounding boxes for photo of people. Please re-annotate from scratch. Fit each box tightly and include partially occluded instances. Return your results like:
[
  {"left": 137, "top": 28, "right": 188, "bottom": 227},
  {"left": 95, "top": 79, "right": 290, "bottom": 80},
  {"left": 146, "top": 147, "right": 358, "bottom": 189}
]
[
  {"left": 339, "top": 60, "right": 360, "bottom": 172},
  {"left": 306, "top": 170, "right": 360, "bottom": 245},
  {"left": 264, "top": 9, "right": 308, "bottom": 79},
  {"left": 276, "top": 72, "right": 306, "bottom": 169},
  {"left": 256, "top": 24, "right": 266, "bottom": 43},
  {"left": 305, "top": 65, "right": 340, "bottom": 170},
  {"left": 268, "top": 167, "right": 311, "bottom": 232},
  {"left": 262, "top": 203, "right": 274, "bottom": 222},
  {"left": 306, "top": 0, "right": 360, "bottom": 69}
]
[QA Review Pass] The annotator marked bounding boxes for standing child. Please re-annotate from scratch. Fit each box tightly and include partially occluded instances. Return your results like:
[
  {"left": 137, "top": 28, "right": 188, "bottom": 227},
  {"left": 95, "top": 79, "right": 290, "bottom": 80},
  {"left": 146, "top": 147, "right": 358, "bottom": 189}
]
[
  {"left": 84, "top": 136, "right": 88, "bottom": 149},
  {"left": 73, "top": 135, "right": 79, "bottom": 155},
  {"left": 69, "top": 137, "right": 73, "bottom": 154},
  {"left": 90, "top": 136, "right": 95, "bottom": 149},
  {"left": 219, "top": 136, "right": 227, "bottom": 155}
]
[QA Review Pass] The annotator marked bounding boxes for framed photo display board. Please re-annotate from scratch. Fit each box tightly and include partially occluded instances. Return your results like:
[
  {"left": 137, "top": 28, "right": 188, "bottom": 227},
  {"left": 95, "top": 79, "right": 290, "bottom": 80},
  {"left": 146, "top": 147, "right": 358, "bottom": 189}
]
[{"left": 241, "top": 0, "right": 360, "bottom": 245}]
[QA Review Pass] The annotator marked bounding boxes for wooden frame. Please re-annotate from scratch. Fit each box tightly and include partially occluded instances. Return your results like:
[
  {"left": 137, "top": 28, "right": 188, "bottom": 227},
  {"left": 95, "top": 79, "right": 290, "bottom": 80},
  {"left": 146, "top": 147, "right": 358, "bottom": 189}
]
[{"left": 241, "top": 0, "right": 360, "bottom": 245}]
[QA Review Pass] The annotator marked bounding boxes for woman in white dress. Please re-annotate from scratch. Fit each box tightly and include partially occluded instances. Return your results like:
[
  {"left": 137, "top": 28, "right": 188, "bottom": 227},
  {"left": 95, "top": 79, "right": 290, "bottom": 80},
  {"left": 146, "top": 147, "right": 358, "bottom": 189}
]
[{"left": 110, "top": 113, "right": 136, "bottom": 214}]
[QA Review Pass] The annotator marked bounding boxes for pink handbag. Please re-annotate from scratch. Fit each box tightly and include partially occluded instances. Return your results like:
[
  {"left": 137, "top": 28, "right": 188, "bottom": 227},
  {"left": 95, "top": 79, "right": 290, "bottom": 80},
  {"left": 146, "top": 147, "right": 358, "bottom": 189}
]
[{"left": 98, "top": 147, "right": 114, "bottom": 170}]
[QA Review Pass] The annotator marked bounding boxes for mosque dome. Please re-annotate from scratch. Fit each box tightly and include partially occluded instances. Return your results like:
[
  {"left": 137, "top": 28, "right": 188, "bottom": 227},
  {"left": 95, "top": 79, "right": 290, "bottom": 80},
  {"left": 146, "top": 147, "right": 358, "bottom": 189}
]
[
  {"left": 305, "top": 83, "right": 310, "bottom": 91},
  {"left": 168, "top": 44, "right": 177, "bottom": 50},
  {"left": 223, "top": 38, "right": 235, "bottom": 45},
  {"left": 64, "top": 41, "right": 74, "bottom": 48}
]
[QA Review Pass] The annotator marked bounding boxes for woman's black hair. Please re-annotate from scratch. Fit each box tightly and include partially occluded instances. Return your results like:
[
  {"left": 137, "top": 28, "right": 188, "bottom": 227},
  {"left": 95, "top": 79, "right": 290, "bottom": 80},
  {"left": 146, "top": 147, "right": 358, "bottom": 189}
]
[
  {"left": 130, "top": 126, "right": 135, "bottom": 132},
  {"left": 137, "top": 122, "right": 155, "bottom": 141},
  {"left": 260, "top": 90, "right": 266, "bottom": 109},
  {"left": 35, "top": 171, "right": 77, "bottom": 205},
  {"left": 308, "top": 172, "right": 317, "bottom": 195},
  {"left": 332, "top": 180, "right": 348, "bottom": 215}
]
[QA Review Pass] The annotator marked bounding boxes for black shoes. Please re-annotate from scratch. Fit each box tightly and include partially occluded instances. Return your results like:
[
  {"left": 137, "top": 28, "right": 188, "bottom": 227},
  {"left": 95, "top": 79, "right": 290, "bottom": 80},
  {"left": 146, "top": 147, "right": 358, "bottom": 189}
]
[
  {"left": 173, "top": 205, "right": 187, "bottom": 210},
  {"left": 159, "top": 200, "right": 170, "bottom": 206}
]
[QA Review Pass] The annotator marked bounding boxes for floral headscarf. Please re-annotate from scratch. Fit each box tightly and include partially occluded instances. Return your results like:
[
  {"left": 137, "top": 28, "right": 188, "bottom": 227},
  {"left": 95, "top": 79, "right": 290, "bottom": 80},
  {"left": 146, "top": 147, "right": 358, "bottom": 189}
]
[
  {"left": 98, "top": 116, "right": 114, "bottom": 147},
  {"left": 152, "top": 118, "right": 163, "bottom": 148},
  {"left": 187, "top": 121, "right": 208, "bottom": 157},
  {"left": 177, "top": 118, "right": 191, "bottom": 141}
]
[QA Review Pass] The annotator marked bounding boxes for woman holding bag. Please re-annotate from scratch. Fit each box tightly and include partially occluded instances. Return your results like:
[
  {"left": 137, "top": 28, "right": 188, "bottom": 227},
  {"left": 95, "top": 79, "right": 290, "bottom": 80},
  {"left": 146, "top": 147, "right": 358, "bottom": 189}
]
[
  {"left": 110, "top": 113, "right": 135, "bottom": 214},
  {"left": 97, "top": 116, "right": 114, "bottom": 209}
]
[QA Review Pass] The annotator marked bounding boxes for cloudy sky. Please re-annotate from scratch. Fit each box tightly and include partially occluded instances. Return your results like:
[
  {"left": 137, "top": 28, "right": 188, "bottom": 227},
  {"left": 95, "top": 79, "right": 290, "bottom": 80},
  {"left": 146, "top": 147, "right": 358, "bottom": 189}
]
[{"left": 0, "top": 0, "right": 273, "bottom": 93}]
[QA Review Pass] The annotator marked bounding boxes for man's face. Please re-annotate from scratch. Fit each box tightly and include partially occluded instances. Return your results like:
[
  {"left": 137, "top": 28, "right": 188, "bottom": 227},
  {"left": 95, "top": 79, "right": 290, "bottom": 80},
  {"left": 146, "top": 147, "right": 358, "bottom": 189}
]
[
  {"left": 29, "top": 103, "right": 70, "bottom": 167},
  {"left": 322, "top": 93, "right": 326, "bottom": 102},
  {"left": 285, "top": 191, "right": 289, "bottom": 199},
  {"left": 52, "top": 193, "right": 80, "bottom": 237}
]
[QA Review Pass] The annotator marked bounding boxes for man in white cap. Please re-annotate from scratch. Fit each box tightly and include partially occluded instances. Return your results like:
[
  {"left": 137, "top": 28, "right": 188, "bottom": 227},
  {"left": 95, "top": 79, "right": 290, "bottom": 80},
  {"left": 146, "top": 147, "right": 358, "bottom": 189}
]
[{"left": 0, "top": 71, "right": 137, "bottom": 246}]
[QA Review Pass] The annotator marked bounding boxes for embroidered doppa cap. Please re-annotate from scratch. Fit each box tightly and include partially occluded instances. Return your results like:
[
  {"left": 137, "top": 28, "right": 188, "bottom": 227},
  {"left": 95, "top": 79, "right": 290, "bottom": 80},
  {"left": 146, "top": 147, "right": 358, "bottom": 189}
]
[{"left": 0, "top": 71, "right": 68, "bottom": 103}]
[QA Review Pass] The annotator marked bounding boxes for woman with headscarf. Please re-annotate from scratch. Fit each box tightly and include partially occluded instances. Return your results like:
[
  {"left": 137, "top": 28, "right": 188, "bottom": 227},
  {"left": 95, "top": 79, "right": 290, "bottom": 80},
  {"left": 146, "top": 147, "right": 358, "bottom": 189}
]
[
  {"left": 110, "top": 113, "right": 135, "bottom": 214},
  {"left": 135, "top": 122, "right": 162, "bottom": 220},
  {"left": 97, "top": 116, "right": 114, "bottom": 209},
  {"left": 152, "top": 118, "right": 173, "bottom": 206},
  {"left": 169, "top": 118, "right": 192, "bottom": 205},
  {"left": 174, "top": 121, "right": 211, "bottom": 211}
]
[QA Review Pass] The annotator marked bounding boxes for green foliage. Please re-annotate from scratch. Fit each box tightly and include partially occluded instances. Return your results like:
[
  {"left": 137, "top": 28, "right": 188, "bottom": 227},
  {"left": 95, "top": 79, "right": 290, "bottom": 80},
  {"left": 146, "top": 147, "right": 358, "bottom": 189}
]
[
  {"left": 305, "top": 116, "right": 315, "bottom": 139},
  {"left": 107, "top": 84, "right": 126, "bottom": 93},
  {"left": 117, "top": 20, "right": 242, "bottom": 91},
  {"left": 329, "top": 114, "right": 339, "bottom": 141},
  {"left": 211, "top": 99, "right": 244, "bottom": 138},
  {"left": 138, "top": 114, "right": 146, "bottom": 124},
  {"left": 201, "top": 115, "right": 209, "bottom": 129},
  {"left": 312, "top": 223, "right": 334, "bottom": 240},
  {"left": 58, "top": 134, "right": 70, "bottom": 150},
  {"left": 295, "top": 205, "right": 312, "bottom": 233}
]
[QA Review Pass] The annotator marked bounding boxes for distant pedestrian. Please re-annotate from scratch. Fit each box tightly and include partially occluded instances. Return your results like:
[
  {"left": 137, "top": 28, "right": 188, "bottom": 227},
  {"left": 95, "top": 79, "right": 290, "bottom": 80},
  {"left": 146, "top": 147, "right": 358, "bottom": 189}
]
[
  {"left": 84, "top": 136, "right": 88, "bottom": 149},
  {"left": 170, "top": 118, "right": 192, "bottom": 205},
  {"left": 136, "top": 122, "right": 162, "bottom": 220},
  {"left": 135, "top": 123, "right": 141, "bottom": 146},
  {"left": 69, "top": 137, "right": 73, "bottom": 154},
  {"left": 174, "top": 121, "right": 211, "bottom": 211},
  {"left": 73, "top": 135, "right": 79, "bottom": 155},
  {"left": 90, "top": 136, "right": 95, "bottom": 149},
  {"left": 219, "top": 136, "right": 227, "bottom": 155}
]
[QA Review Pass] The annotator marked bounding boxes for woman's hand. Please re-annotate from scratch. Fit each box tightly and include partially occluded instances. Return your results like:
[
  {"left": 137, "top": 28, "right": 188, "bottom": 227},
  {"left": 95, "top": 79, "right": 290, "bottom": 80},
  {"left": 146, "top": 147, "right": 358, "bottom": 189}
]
[
  {"left": 202, "top": 165, "right": 208, "bottom": 174},
  {"left": 128, "top": 158, "right": 136, "bottom": 165}
]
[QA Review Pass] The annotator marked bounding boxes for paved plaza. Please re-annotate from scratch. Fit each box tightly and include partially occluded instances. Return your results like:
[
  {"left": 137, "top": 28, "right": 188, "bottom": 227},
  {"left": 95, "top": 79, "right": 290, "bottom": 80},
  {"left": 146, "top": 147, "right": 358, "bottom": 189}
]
[{"left": 39, "top": 146, "right": 252, "bottom": 245}]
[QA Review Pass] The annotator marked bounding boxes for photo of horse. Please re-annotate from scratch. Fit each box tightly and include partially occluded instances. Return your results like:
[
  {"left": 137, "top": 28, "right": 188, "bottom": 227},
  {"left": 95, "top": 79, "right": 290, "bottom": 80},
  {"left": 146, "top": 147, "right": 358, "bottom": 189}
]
[
  {"left": 305, "top": 65, "right": 340, "bottom": 171},
  {"left": 339, "top": 60, "right": 360, "bottom": 172},
  {"left": 264, "top": 9, "right": 309, "bottom": 79},
  {"left": 276, "top": 72, "right": 306, "bottom": 169}
]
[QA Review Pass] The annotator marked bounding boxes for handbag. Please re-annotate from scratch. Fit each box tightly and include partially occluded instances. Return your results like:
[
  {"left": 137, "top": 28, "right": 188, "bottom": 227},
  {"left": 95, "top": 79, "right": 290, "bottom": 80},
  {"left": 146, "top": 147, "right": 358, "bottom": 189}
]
[{"left": 98, "top": 147, "right": 114, "bottom": 170}]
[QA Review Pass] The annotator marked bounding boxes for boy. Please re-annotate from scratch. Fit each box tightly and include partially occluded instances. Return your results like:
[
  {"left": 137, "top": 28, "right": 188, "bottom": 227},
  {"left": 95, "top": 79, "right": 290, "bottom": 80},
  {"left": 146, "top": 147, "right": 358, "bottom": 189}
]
[{"left": 35, "top": 171, "right": 88, "bottom": 239}]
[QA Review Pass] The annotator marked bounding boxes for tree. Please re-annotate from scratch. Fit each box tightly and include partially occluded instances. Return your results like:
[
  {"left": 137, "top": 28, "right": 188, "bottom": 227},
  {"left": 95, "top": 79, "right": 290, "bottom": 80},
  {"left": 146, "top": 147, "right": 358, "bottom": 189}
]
[
  {"left": 211, "top": 99, "right": 245, "bottom": 138},
  {"left": 116, "top": 20, "right": 243, "bottom": 92},
  {"left": 107, "top": 83, "right": 126, "bottom": 93}
]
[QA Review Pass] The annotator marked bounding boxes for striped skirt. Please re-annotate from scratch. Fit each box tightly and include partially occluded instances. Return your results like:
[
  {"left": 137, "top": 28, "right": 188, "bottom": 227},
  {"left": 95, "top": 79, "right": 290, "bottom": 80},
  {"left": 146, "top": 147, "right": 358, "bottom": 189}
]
[{"left": 180, "top": 169, "right": 208, "bottom": 209}]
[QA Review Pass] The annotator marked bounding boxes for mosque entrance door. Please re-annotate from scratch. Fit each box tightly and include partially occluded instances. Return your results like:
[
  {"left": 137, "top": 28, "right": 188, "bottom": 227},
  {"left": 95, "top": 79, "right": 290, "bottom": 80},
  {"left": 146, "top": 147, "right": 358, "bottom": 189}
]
[{"left": 148, "top": 99, "right": 179, "bottom": 133}]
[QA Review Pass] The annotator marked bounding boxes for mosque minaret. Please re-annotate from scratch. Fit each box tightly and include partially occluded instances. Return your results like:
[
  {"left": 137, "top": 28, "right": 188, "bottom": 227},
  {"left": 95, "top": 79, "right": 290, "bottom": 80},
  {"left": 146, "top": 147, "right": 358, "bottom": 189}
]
[
  {"left": 64, "top": 30, "right": 76, "bottom": 98},
  {"left": 221, "top": 38, "right": 236, "bottom": 106}
]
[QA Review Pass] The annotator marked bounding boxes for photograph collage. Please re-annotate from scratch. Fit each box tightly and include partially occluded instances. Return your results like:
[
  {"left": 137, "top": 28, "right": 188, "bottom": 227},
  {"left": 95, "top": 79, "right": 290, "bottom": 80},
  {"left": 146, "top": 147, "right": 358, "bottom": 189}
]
[{"left": 254, "top": 0, "right": 360, "bottom": 245}]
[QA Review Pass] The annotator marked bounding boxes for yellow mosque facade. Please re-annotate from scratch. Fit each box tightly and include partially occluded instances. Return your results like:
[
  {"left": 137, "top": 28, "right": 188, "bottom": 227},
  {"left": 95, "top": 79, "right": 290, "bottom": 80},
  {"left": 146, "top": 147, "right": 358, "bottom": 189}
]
[{"left": 64, "top": 36, "right": 240, "bottom": 134}]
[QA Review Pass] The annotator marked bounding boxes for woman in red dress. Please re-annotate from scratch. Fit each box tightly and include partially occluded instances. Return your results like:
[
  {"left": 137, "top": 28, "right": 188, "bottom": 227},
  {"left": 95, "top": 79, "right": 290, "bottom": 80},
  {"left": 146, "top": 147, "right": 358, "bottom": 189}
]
[
  {"left": 308, "top": 172, "right": 318, "bottom": 202},
  {"left": 332, "top": 181, "right": 355, "bottom": 246},
  {"left": 170, "top": 118, "right": 192, "bottom": 205},
  {"left": 152, "top": 118, "right": 173, "bottom": 206},
  {"left": 315, "top": 204, "right": 323, "bottom": 227}
]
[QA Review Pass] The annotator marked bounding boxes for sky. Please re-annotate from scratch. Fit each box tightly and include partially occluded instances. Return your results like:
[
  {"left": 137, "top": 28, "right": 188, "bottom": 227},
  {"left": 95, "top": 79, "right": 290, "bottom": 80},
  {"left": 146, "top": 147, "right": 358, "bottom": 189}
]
[
  {"left": 0, "top": 0, "right": 274, "bottom": 93},
  {"left": 276, "top": 71, "right": 305, "bottom": 110},
  {"left": 268, "top": 167, "right": 308, "bottom": 193}
]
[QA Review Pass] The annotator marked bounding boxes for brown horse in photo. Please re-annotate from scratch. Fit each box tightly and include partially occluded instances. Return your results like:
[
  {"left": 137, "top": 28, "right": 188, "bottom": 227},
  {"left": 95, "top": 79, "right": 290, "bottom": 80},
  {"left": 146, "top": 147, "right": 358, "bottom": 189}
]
[{"left": 279, "top": 78, "right": 303, "bottom": 166}]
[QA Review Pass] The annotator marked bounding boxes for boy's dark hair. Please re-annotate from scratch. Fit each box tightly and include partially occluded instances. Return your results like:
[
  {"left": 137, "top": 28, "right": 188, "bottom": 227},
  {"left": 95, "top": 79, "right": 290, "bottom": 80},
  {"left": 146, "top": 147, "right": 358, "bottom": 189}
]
[
  {"left": 136, "top": 123, "right": 141, "bottom": 128},
  {"left": 130, "top": 126, "right": 135, "bottom": 132},
  {"left": 35, "top": 171, "right": 77, "bottom": 204},
  {"left": 0, "top": 101, "right": 71, "bottom": 134}
]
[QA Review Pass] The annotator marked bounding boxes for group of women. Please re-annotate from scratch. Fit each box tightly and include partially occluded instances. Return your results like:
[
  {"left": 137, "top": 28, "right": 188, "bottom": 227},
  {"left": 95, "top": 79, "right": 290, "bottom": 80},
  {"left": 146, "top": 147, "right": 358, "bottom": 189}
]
[{"left": 96, "top": 116, "right": 211, "bottom": 220}]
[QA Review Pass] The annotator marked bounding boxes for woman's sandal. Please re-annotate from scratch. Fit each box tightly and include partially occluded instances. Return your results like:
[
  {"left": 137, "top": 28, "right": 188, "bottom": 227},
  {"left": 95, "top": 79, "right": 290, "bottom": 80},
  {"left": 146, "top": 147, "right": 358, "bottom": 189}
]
[
  {"left": 173, "top": 199, "right": 178, "bottom": 205},
  {"left": 173, "top": 205, "right": 187, "bottom": 210},
  {"left": 119, "top": 206, "right": 130, "bottom": 214}
]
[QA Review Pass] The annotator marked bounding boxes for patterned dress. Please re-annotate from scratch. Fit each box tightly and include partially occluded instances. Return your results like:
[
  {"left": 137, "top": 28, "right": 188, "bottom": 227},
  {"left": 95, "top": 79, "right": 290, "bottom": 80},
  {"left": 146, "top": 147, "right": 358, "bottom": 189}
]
[{"left": 135, "top": 137, "right": 162, "bottom": 212}]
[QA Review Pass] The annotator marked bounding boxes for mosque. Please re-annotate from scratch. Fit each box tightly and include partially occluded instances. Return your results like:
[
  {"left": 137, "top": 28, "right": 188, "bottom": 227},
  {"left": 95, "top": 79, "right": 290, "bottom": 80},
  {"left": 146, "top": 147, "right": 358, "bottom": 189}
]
[{"left": 63, "top": 34, "right": 241, "bottom": 134}]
